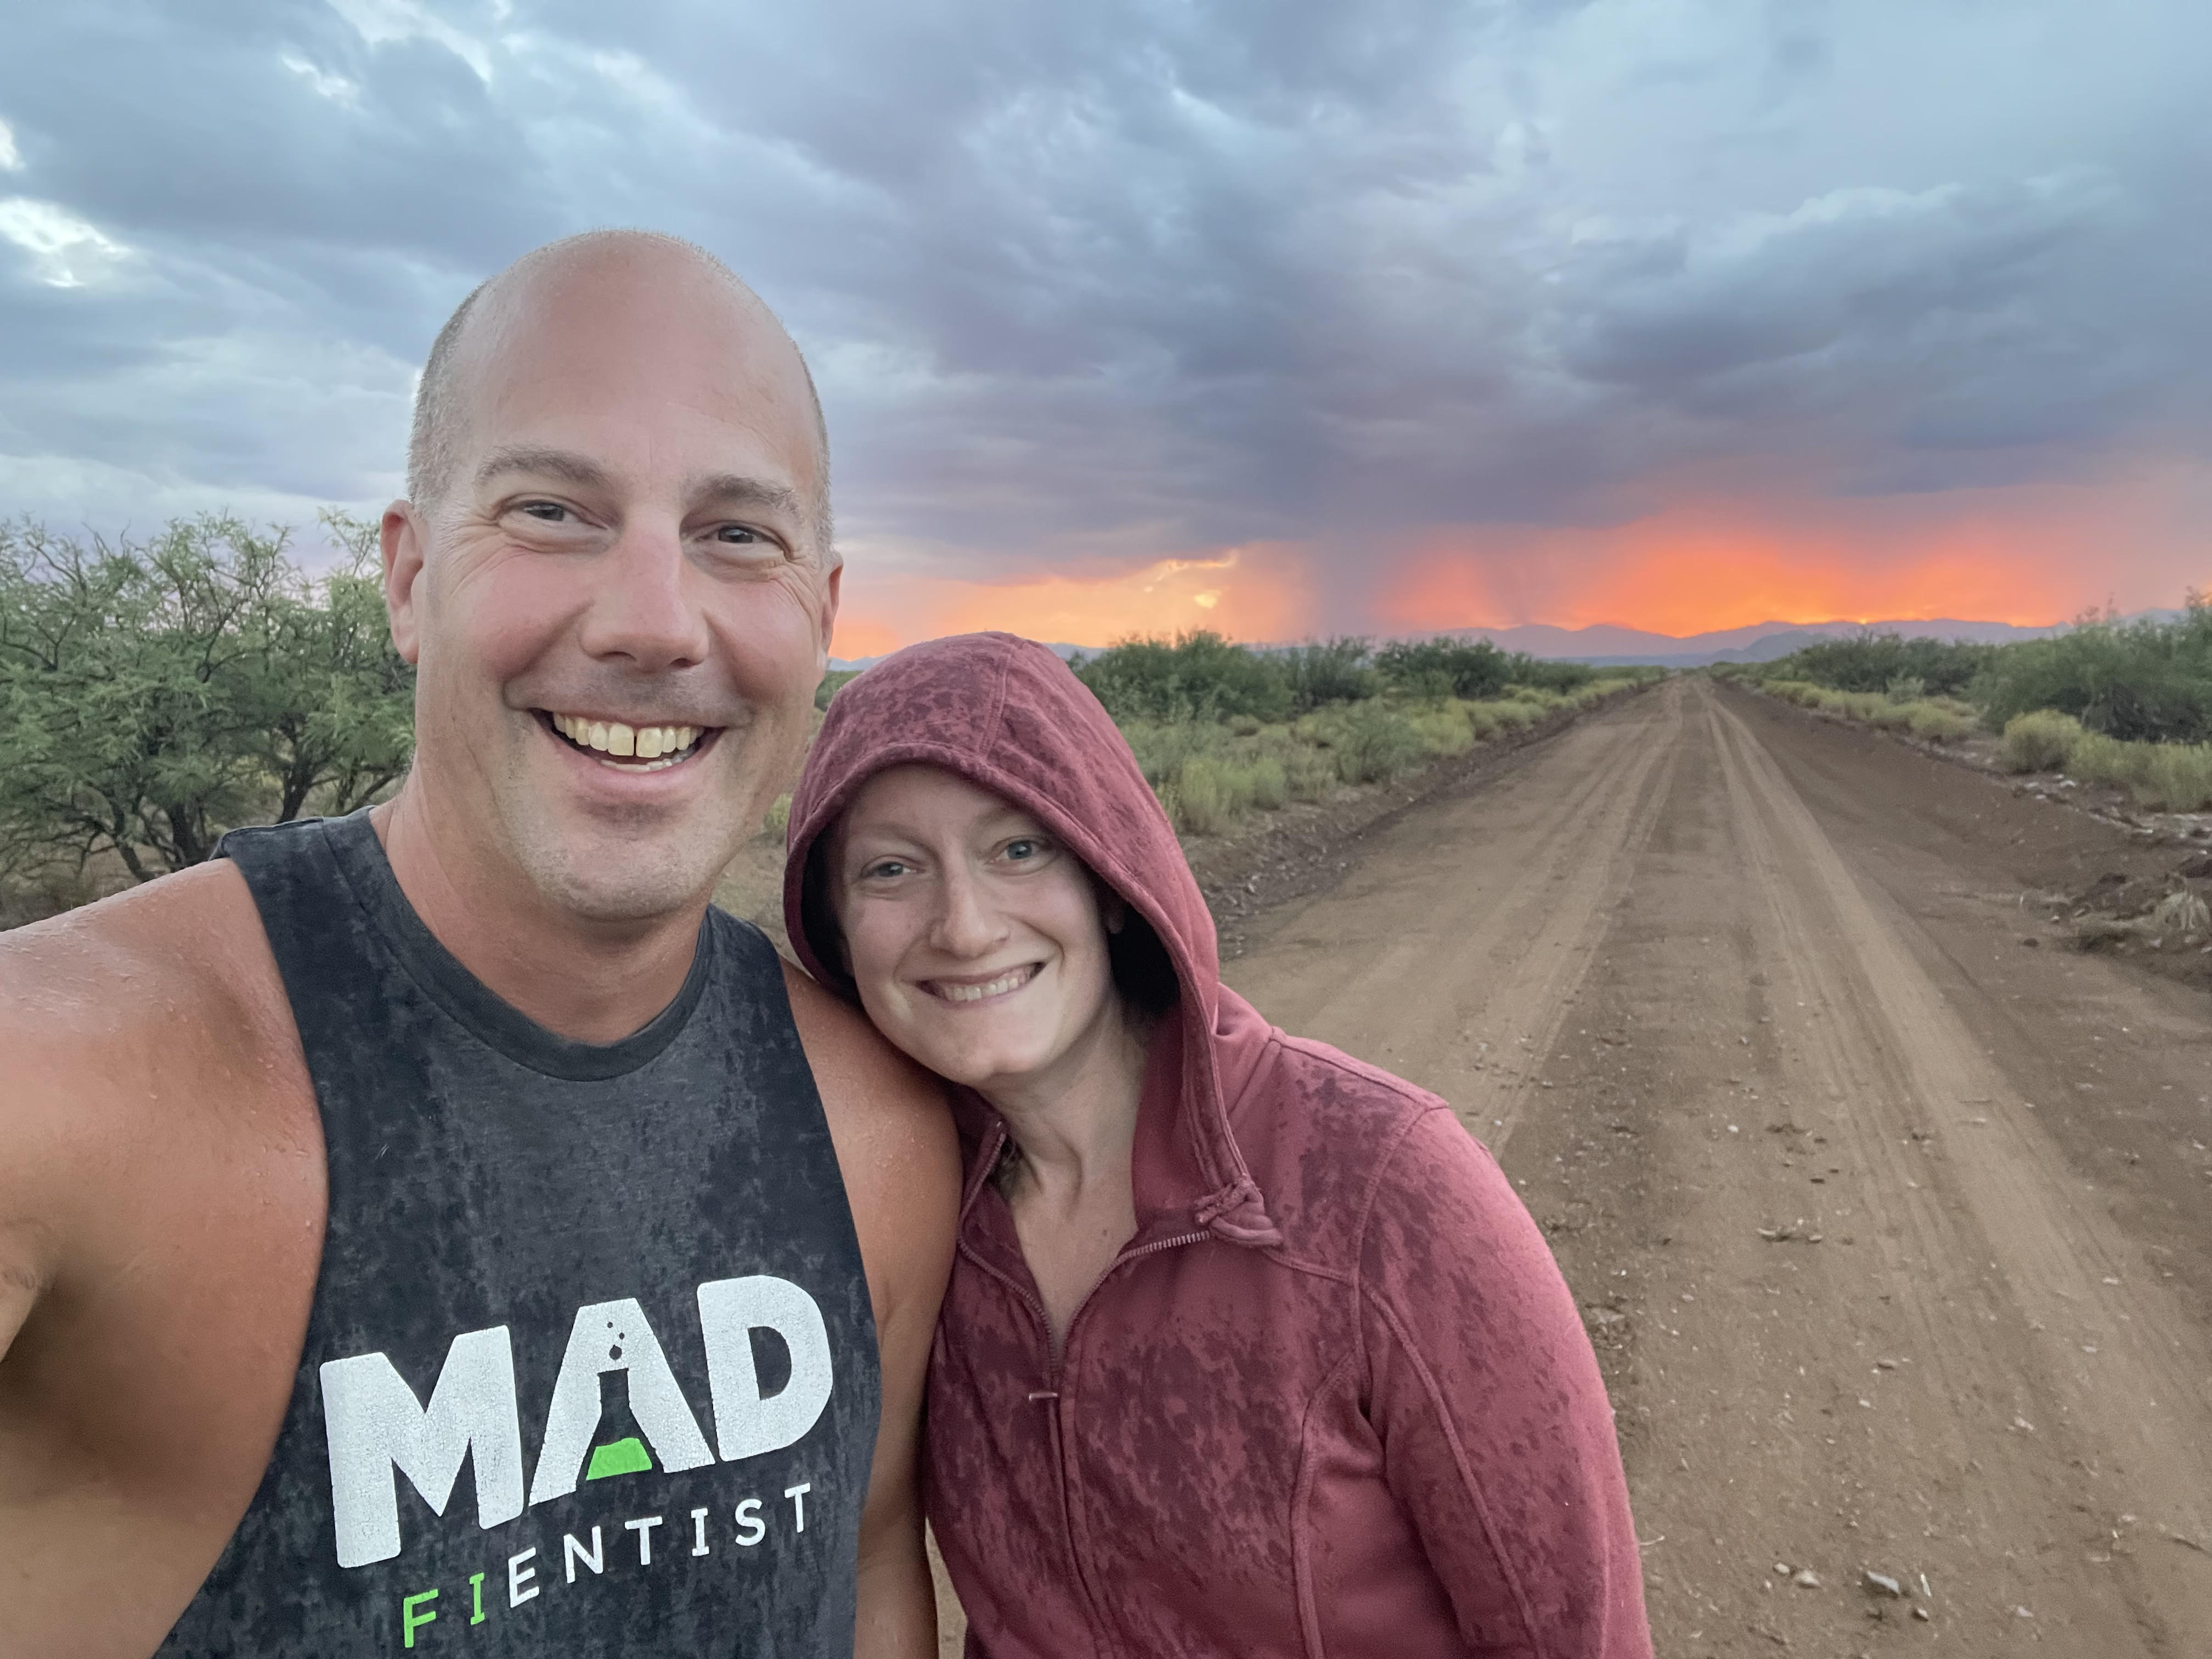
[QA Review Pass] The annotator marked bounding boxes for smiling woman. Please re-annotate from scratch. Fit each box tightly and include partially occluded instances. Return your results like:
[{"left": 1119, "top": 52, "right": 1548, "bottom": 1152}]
[{"left": 781, "top": 632, "right": 1654, "bottom": 1658}]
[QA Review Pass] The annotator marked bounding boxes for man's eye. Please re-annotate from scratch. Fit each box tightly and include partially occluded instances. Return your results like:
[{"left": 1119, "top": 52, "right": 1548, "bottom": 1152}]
[
  {"left": 715, "top": 525, "right": 761, "bottom": 544},
  {"left": 520, "top": 501, "right": 569, "bottom": 522}
]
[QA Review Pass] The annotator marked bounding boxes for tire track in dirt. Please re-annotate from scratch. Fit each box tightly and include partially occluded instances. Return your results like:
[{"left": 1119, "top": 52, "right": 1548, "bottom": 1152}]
[
  {"left": 1700, "top": 683, "right": 2212, "bottom": 1650},
  {"left": 1224, "top": 680, "right": 1683, "bottom": 1150},
  {"left": 1226, "top": 673, "right": 2212, "bottom": 1656}
]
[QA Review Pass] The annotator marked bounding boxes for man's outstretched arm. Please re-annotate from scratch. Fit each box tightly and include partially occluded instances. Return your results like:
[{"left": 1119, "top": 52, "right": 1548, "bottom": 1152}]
[{"left": 785, "top": 963, "right": 962, "bottom": 1657}]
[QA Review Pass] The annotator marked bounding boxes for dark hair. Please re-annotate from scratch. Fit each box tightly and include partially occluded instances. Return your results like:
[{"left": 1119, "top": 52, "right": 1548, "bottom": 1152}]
[{"left": 800, "top": 826, "right": 1180, "bottom": 1016}]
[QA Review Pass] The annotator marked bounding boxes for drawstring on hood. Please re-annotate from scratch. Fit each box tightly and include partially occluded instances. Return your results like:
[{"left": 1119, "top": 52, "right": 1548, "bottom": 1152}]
[{"left": 785, "top": 631, "right": 1283, "bottom": 1248}]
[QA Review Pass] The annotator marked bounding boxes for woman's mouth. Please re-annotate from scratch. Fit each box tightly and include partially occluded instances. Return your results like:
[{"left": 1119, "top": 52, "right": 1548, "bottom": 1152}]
[
  {"left": 542, "top": 710, "right": 717, "bottom": 772},
  {"left": 923, "top": 964, "right": 1043, "bottom": 1005}
]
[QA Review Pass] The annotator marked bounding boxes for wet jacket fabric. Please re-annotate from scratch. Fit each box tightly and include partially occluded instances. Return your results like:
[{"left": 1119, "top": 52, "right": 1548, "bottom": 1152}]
[{"left": 786, "top": 633, "right": 1651, "bottom": 1659}]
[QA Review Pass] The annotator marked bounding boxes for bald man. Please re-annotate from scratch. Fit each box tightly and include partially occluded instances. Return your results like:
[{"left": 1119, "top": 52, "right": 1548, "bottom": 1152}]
[{"left": 0, "top": 232, "right": 959, "bottom": 1657}]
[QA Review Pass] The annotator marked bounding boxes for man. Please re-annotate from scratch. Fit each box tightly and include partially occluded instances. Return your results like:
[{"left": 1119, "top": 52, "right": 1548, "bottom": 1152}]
[{"left": 0, "top": 232, "right": 959, "bottom": 1656}]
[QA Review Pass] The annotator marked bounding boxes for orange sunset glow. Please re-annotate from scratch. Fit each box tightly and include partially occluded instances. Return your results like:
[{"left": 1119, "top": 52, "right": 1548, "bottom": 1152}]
[{"left": 833, "top": 476, "right": 2209, "bottom": 654}]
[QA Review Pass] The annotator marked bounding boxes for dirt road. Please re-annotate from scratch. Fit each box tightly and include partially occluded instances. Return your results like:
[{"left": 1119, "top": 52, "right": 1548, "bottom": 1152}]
[{"left": 1227, "top": 675, "right": 2212, "bottom": 1656}]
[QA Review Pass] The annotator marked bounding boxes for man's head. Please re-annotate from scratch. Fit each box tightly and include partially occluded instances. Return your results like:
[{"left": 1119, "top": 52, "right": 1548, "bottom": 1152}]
[{"left": 381, "top": 230, "right": 839, "bottom": 927}]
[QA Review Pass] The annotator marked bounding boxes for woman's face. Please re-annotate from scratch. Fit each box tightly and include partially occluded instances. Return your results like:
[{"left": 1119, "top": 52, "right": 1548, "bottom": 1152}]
[{"left": 830, "top": 764, "right": 1122, "bottom": 1094}]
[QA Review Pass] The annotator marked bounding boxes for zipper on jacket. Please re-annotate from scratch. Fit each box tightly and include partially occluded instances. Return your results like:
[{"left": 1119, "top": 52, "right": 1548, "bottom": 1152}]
[{"left": 990, "top": 1226, "right": 1212, "bottom": 1656}]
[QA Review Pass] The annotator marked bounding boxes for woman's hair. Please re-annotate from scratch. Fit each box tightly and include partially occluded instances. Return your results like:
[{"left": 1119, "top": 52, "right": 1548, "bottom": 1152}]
[{"left": 799, "top": 816, "right": 1180, "bottom": 1017}]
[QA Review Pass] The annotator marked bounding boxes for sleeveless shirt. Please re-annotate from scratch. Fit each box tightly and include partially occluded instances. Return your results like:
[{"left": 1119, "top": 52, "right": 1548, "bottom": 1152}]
[{"left": 158, "top": 811, "right": 880, "bottom": 1657}]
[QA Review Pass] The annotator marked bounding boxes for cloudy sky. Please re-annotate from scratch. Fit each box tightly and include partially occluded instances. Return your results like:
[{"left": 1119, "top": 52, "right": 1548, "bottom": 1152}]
[{"left": 2, "top": 0, "right": 2207, "bottom": 650}]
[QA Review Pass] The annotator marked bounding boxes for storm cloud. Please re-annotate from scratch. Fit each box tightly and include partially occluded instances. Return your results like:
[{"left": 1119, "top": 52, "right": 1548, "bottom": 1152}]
[{"left": 1, "top": 0, "right": 2206, "bottom": 617}]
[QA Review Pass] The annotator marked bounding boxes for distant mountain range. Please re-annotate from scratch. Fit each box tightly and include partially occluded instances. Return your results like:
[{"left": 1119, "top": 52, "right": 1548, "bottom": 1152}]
[
  {"left": 1425, "top": 617, "right": 2081, "bottom": 668},
  {"left": 829, "top": 613, "right": 2176, "bottom": 673}
]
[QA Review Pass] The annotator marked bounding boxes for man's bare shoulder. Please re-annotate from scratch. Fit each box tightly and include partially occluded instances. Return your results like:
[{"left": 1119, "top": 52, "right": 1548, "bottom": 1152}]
[
  {"left": 1, "top": 861, "right": 292, "bottom": 1079},
  {"left": 0, "top": 863, "right": 314, "bottom": 1253},
  {"left": 778, "top": 960, "right": 960, "bottom": 1286},
  {"left": 780, "top": 958, "right": 954, "bottom": 1142}
]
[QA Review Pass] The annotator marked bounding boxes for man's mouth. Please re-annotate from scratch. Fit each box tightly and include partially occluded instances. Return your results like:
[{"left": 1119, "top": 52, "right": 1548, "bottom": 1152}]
[
  {"left": 543, "top": 710, "right": 715, "bottom": 771},
  {"left": 923, "top": 964, "right": 1043, "bottom": 1005}
]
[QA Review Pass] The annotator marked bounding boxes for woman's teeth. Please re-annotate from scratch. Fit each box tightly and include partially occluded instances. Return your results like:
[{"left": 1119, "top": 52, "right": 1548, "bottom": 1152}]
[
  {"left": 549, "top": 712, "right": 703, "bottom": 770},
  {"left": 934, "top": 966, "right": 1038, "bottom": 1003}
]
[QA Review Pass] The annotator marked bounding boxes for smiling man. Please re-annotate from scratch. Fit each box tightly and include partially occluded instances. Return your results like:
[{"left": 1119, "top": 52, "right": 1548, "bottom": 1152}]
[{"left": 0, "top": 232, "right": 959, "bottom": 1657}]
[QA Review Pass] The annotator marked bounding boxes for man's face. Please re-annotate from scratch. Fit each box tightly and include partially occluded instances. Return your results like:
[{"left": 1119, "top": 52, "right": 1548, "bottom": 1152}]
[{"left": 383, "top": 254, "right": 837, "bottom": 924}]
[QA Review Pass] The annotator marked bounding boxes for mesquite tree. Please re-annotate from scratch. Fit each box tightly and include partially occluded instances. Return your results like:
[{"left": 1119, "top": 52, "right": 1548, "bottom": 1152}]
[{"left": 0, "top": 512, "right": 414, "bottom": 881}]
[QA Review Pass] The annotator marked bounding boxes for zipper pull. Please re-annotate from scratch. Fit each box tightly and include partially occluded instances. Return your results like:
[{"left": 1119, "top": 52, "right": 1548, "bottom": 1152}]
[{"left": 1026, "top": 1390, "right": 1059, "bottom": 1402}]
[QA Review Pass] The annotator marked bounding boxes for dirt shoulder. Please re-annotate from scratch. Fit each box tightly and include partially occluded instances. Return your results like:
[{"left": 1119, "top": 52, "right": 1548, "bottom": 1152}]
[{"left": 1728, "top": 680, "right": 2212, "bottom": 996}]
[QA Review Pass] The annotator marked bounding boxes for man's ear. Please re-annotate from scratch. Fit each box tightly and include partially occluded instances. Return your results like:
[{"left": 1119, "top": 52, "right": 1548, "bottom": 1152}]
[
  {"left": 382, "top": 502, "right": 426, "bottom": 666},
  {"left": 816, "top": 555, "right": 844, "bottom": 673}
]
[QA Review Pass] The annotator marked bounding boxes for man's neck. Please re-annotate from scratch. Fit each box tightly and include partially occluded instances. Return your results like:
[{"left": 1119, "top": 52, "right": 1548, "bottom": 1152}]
[{"left": 370, "top": 792, "right": 707, "bottom": 1046}]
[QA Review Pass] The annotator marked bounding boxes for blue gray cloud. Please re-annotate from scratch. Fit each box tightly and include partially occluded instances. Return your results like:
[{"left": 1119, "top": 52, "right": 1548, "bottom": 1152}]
[{"left": 1, "top": 0, "right": 2206, "bottom": 594}]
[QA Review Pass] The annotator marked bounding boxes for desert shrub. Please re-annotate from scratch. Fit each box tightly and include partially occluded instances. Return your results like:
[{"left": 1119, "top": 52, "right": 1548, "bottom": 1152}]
[
  {"left": 1886, "top": 675, "right": 1928, "bottom": 704},
  {"left": 1277, "top": 638, "right": 1378, "bottom": 712},
  {"left": 1120, "top": 719, "right": 1223, "bottom": 788},
  {"left": 1248, "top": 755, "right": 1290, "bottom": 810},
  {"left": 1170, "top": 756, "right": 1240, "bottom": 835},
  {"left": 1284, "top": 748, "right": 1336, "bottom": 802},
  {"left": 2066, "top": 732, "right": 2149, "bottom": 792},
  {"left": 1404, "top": 706, "right": 1475, "bottom": 758},
  {"left": 2000, "top": 710, "right": 2086, "bottom": 772},
  {"left": 1971, "top": 600, "right": 2212, "bottom": 743},
  {"left": 1076, "top": 631, "right": 1293, "bottom": 724},
  {"left": 2136, "top": 744, "right": 2212, "bottom": 812},
  {"left": 1905, "top": 702, "right": 1976, "bottom": 742},
  {"left": 1226, "top": 713, "right": 1262, "bottom": 737},
  {"left": 1772, "top": 632, "right": 1996, "bottom": 696},
  {"left": 1474, "top": 698, "right": 1541, "bottom": 731},
  {"left": 1322, "top": 702, "right": 1426, "bottom": 783},
  {"left": 1373, "top": 637, "right": 1525, "bottom": 700},
  {"left": 1514, "top": 656, "right": 1599, "bottom": 693}
]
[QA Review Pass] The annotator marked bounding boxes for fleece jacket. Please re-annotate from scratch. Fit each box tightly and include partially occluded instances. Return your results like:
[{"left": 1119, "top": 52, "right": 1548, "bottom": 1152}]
[{"left": 786, "top": 632, "right": 1652, "bottom": 1659}]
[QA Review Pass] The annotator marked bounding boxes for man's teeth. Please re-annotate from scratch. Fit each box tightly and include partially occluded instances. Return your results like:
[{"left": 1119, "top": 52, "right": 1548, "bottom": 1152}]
[
  {"left": 549, "top": 712, "right": 702, "bottom": 765},
  {"left": 937, "top": 968, "right": 1035, "bottom": 1003}
]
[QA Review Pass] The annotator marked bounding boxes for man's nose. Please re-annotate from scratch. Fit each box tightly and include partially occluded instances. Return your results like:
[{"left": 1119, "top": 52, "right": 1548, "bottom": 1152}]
[
  {"left": 929, "top": 866, "right": 1006, "bottom": 958},
  {"left": 575, "top": 519, "right": 712, "bottom": 672}
]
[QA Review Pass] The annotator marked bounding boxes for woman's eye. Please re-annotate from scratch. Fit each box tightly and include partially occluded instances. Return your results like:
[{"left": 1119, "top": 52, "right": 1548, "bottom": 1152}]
[
  {"left": 864, "top": 860, "right": 909, "bottom": 879},
  {"left": 1003, "top": 838, "right": 1047, "bottom": 862}
]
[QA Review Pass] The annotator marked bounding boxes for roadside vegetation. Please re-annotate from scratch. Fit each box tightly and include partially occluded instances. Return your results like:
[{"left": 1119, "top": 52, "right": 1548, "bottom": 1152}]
[
  {"left": 1, "top": 514, "right": 414, "bottom": 921},
  {"left": 1069, "top": 632, "right": 1660, "bottom": 837},
  {"left": 1720, "top": 599, "right": 2212, "bottom": 812}
]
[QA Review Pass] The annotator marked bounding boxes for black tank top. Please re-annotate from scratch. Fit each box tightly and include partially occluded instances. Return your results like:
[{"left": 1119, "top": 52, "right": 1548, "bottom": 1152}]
[{"left": 159, "top": 811, "right": 879, "bottom": 1657}]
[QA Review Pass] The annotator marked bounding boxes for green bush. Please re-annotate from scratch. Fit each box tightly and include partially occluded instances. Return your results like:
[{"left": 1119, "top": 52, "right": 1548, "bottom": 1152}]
[
  {"left": 1248, "top": 755, "right": 1289, "bottom": 810},
  {"left": 2066, "top": 731, "right": 2148, "bottom": 792},
  {"left": 1769, "top": 632, "right": 1995, "bottom": 696},
  {"left": 1277, "top": 638, "right": 1378, "bottom": 712},
  {"left": 1905, "top": 702, "right": 1975, "bottom": 742},
  {"left": 1076, "top": 631, "right": 1294, "bottom": 724},
  {"left": 1971, "top": 600, "right": 2212, "bottom": 743},
  {"left": 2135, "top": 743, "right": 2212, "bottom": 811},
  {"left": 1999, "top": 710, "right": 2085, "bottom": 772},
  {"left": 1321, "top": 702, "right": 1426, "bottom": 784}
]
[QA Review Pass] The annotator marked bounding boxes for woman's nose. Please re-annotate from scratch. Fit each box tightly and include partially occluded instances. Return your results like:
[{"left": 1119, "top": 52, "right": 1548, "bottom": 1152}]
[{"left": 929, "top": 867, "right": 1005, "bottom": 957}]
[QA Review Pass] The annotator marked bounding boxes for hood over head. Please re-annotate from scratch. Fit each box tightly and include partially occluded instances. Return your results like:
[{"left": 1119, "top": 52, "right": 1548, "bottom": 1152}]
[{"left": 783, "top": 631, "right": 1280, "bottom": 1246}]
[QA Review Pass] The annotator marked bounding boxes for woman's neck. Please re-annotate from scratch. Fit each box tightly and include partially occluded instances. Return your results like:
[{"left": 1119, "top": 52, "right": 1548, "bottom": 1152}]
[{"left": 979, "top": 1000, "right": 1152, "bottom": 1212}]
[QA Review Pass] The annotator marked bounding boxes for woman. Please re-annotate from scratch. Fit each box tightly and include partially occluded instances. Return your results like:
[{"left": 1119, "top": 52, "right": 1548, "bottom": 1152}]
[{"left": 785, "top": 632, "right": 1651, "bottom": 1658}]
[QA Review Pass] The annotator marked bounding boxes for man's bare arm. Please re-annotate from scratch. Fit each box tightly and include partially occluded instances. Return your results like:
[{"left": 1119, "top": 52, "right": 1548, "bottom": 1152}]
[{"left": 783, "top": 963, "right": 962, "bottom": 1657}]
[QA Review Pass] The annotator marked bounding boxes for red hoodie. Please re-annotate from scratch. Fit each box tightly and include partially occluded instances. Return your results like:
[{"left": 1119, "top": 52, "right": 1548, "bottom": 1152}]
[{"left": 786, "top": 633, "right": 1651, "bottom": 1659}]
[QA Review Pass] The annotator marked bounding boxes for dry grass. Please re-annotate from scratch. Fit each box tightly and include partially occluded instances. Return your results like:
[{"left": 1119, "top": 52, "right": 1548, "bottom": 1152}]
[{"left": 2000, "top": 710, "right": 2087, "bottom": 772}]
